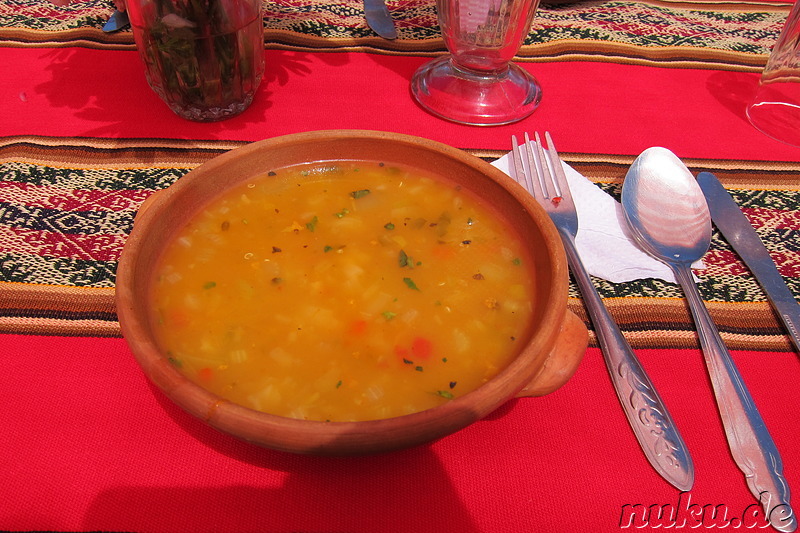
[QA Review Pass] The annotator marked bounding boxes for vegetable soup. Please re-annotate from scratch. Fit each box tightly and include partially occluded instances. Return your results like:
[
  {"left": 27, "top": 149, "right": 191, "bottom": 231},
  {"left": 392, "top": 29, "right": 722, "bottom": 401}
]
[{"left": 150, "top": 161, "right": 536, "bottom": 422}]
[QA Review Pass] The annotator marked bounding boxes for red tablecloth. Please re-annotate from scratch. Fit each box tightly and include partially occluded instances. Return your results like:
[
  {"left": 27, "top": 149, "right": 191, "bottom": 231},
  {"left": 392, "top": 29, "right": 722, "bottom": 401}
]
[
  {"left": 2, "top": 1, "right": 800, "bottom": 532},
  {"left": 3, "top": 335, "right": 798, "bottom": 532},
  {"left": 2, "top": 47, "right": 796, "bottom": 161}
]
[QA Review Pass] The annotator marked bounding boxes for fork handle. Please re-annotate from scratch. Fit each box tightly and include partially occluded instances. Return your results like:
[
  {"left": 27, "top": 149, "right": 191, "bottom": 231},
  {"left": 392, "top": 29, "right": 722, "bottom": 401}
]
[{"left": 559, "top": 230, "right": 694, "bottom": 491}]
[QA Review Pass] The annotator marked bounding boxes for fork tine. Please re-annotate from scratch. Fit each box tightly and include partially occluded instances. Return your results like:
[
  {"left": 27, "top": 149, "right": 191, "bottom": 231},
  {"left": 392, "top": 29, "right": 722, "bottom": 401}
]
[
  {"left": 530, "top": 132, "right": 555, "bottom": 200},
  {"left": 510, "top": 134, "right": 523, "bottom": 185},
  {"left": 511, "top": 134, "right": 535, "bottom": 196},
  {"left": 521, "top": 132, "right": 539, "bottom": 196},
  {"left": 542, "top": 131, "right": 572, "bottom": 202}
]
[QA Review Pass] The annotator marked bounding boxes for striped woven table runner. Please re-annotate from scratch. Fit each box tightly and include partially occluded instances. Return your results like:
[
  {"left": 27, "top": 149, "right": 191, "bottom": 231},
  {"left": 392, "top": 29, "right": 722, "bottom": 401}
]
[
  {"left": 0, "top": 0, "right": 790, "bottom": 71},
  {"left": 1, "top": 136, "right": 798, "bottom": 350}
]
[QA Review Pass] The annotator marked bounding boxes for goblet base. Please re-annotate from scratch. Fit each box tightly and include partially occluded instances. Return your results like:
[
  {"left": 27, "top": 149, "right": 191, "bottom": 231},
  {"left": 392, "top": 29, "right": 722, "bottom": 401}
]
[
  {"left": 747, "top": 82, "right": 800, "bottom": 147},
  {"left": 411, "top": 55, "right": 542, "bottom": 126}
]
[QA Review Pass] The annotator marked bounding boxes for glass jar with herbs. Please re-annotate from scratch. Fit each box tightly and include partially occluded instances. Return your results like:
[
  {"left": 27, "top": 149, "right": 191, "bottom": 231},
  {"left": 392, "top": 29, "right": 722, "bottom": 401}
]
[{"left": 126, "top": 0, "right": 264, "bottom": 122}]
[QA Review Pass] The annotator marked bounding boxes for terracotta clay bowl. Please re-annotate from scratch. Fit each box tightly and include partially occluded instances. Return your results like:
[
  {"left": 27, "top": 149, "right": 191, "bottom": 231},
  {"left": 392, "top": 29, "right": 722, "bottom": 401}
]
[{"left": 115, "top": 130, "right": 587, "bottom": 455}]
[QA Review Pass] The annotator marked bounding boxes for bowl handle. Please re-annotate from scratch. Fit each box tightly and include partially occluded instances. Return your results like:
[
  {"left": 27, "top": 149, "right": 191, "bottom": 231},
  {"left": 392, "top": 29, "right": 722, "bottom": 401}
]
[{"left": 515, "top": 310, "right": 587, "bottom": 397}]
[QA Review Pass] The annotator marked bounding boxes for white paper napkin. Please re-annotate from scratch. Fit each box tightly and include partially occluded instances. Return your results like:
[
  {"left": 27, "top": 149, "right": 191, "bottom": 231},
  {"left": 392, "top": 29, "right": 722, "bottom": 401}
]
[{"left": 492, "top": 152, "right": 693, "bottom": 284}]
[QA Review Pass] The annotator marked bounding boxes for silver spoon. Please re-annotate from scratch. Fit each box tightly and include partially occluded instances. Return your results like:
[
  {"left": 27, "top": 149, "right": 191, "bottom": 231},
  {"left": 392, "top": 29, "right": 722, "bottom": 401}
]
[{"left": 621, "top": 147, "right": 796, "bottom": 533}]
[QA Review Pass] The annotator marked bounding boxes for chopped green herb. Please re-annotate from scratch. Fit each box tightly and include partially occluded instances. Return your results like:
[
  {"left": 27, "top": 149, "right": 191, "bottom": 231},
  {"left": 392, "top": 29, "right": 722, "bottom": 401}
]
[
  {"left": 271, "top": 277, "right": 283, "bottom": 284},
  {"left": 403, "top": 277, "right": 420, "bottom": 291},
  {"left": 336, "top": 380, "right": 343, "bottom": 389},
  {"left": 382, "top": 311, "right": 397, "bottom": 320},
  {"left": 167, "top": 356, "right": 183, "bottom": 368},
  {"left": 442, "top": 357, "right": 448, "bottom": 363},
  {"left": 334, "top": 208, "right": 350, "bottom": 218},
  {"left": 384, "top": 222, "right": 395, "bottom": 230},
  {"left": 402, "top": 358, "right": 413, "bottom": 365},
  {"left": 350, "top": 189, "right": 371, "bottom": 199},
  {"left": 512, "top": 257, "right": 522, "bottom": 265},
  {"left": 267, "top": 171, "right": 277, "bottom": 176},
  {"left": 437, "top": 390, "right": 454, "bottom": 399},
  {"left": 305, "top": 215, "right": 319, "bottom": 232},
  {"left": 272, "top": 246, "right": 282, "bottom": 253},
  {"left": 323, "top": 245, "right": 334, "bottom": 253},
  {"left": 435, "top": 212, "right": 452, "bottom": 237},
  {"left": 399, "top": 250, "right": 414, "bottom": 268},
  {"left": 449, "top": 381, "right": 457, "bottom": 389},
  {"left": 415, "top": 366, "right": 424, "bottom": 372},
  {"left": 462, "top": 240, "right": 472, "bottom": 245},
  {"left": 203, "top": 281, "right": 217, "bottom": 289}
]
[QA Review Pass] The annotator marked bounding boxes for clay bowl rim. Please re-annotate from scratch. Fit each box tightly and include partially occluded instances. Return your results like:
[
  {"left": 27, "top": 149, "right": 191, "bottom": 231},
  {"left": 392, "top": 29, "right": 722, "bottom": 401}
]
[{"left": 115, "top": 129, "right": 570, "bottom": 454}]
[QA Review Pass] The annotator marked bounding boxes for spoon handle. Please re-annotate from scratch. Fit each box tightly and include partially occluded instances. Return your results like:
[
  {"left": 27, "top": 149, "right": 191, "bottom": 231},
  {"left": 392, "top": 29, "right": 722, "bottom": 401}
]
[
  {"left": 673, "top": 264, "right": 796, "bottom": 533},
  {"left": 559, "top": 231, "right": 694, "bottom": 491}
]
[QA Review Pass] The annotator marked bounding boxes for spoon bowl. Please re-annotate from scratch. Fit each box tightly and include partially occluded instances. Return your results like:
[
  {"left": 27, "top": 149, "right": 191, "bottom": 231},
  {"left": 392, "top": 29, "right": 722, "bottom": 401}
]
[
  {"left": 622, "top": 147, "right": 711, "bottom": 264},
  {"left": 621, "top": 147, "right": 796, "bottom": 533}
]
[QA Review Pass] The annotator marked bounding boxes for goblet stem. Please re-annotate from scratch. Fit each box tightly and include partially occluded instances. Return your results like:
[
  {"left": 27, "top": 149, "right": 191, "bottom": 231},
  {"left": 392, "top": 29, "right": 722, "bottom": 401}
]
[{"left": 411, "top": 0, "right": 542, "bottom": 126}]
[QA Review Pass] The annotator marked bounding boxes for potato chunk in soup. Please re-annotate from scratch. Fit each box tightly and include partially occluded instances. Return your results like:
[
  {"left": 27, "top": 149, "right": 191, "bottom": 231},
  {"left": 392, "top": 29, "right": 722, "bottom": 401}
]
[{"left": 151, "top": 161, "right": 535, "bottom": 422}]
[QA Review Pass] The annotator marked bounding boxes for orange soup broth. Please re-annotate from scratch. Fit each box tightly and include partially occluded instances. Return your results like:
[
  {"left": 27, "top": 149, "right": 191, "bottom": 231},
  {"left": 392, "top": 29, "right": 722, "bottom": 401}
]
[{"left": 151, "top": 161, "right": 536, "bottom": 422}]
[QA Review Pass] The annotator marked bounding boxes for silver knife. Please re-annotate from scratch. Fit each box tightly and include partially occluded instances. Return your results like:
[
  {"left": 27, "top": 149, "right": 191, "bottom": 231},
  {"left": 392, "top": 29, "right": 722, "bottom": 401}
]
[
  {"left": 364, "top": 0, "right": 397, "bottom": 39},
  {"left": 102, "top": 9, "right": 130, "bottom": 33},
  {"left": 698, "top": 171, "right": 800, "bottom": 353}
]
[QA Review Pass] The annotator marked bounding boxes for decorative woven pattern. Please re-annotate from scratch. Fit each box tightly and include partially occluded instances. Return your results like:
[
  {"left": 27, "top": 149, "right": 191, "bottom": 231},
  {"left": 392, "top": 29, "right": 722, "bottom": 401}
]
[
  {"left": 0, "top": 0, "right": 789, "bottom": 69},
  {"left": 0, "top": 0, "right": 110, "bottom": 31},
  {"left": 2, "top": 137, "right": 799, "bottom": 349}
]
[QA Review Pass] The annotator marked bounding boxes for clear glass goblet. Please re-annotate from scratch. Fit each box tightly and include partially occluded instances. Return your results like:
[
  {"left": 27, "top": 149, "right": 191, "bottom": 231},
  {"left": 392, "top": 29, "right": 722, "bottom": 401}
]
[
  {"left": 746, "top": 1, "right": 800, "bottom": 147},
  {"left": 411, "top": 0, "right": 543, "bottom": 126}
]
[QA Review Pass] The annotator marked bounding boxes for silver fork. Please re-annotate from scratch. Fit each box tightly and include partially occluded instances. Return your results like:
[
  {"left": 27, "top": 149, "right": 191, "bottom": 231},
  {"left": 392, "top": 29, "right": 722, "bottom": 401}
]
[{"left": 509, "top": 132, "right": 694, "bottom": 491}]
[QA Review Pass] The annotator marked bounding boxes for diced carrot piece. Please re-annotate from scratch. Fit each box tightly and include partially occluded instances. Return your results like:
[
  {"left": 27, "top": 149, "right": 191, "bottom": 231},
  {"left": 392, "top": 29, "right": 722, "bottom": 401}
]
[
  {"left": 432, "top": 245, "right": 457, "bottom": 260},
  {"left": 411, "top": 337, "right": 432, "bottom": 359},
  {"left": 198, "top": 367, "right": 213, "bottom": 382},
  {"left": 168, "top": 309, "right": 191, "bottom": 329},
  {"left": 349, "top": 319, "right": 368, "bottom": 336}
]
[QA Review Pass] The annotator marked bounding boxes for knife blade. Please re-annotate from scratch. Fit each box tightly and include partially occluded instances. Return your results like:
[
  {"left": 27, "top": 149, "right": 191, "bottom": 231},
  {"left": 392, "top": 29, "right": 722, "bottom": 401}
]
[
  {"left": 698, "top": 171, "right": 800, "bottom": 353},
  {"left": 364, "top": 0, "right": 397, "bottom": 39},
  {"left": 102, "top": 9, "right": 130, "bottom": 33}
]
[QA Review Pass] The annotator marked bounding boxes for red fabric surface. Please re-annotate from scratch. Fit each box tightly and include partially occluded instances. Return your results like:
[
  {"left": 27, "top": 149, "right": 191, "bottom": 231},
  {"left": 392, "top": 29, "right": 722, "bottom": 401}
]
[
  {"left": 3, "top": 19, "right": 800, "bottom": 532},
  {"left": 3, "top": 47, "right": 799, "bottom": 160},
  {"left": 1, "top": 333, "right": 798, "bottom": 532}
]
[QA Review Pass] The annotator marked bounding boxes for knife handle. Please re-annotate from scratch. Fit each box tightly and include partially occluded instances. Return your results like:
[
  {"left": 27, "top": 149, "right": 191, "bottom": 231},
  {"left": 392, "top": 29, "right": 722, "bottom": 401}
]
[
  {"left": 560, "top": 231, "right": 694, "bottom": 491},
  {"left": 673, "top": 264, "right": 797, "bottom": 533}
]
